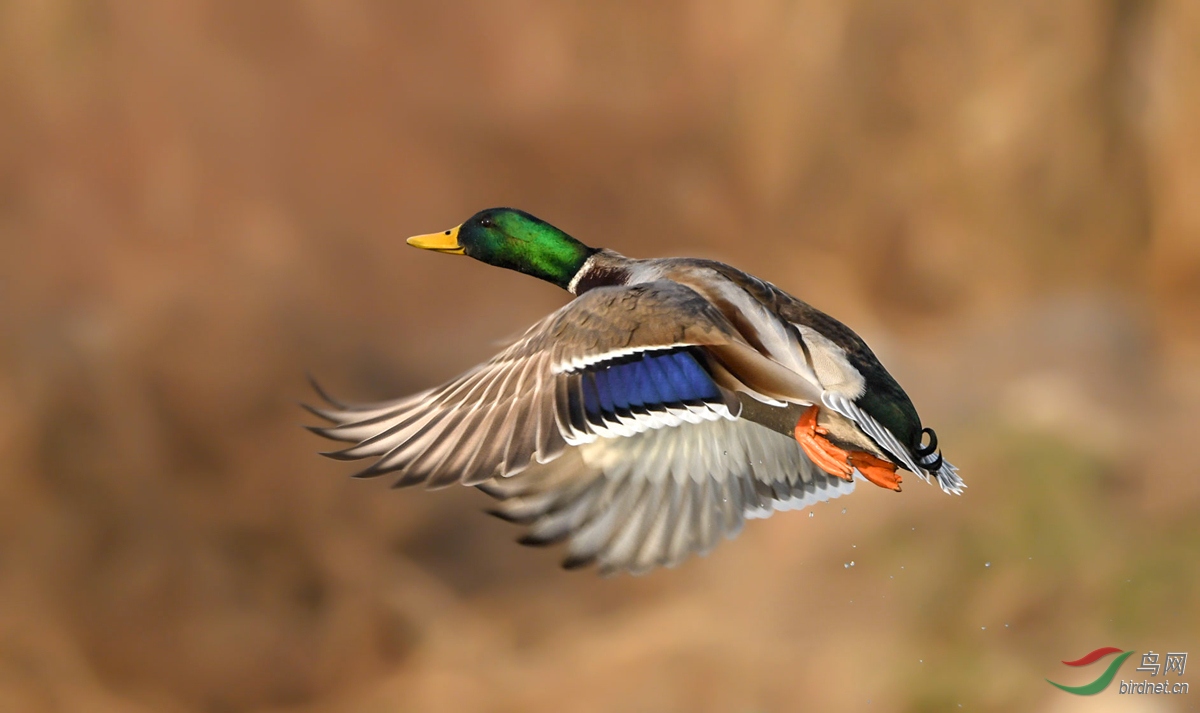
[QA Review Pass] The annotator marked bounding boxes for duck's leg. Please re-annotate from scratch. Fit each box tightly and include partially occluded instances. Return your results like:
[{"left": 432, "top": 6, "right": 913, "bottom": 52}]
[
  {"left": 793, "top": 405, "right": 903, "bottom": 492},
  {"left": 794, "top": 405, "right": 854, "bottom": 481}
]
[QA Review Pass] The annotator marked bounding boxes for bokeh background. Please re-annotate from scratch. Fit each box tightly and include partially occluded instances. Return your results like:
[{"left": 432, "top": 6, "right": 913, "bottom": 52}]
[{"left": 2, "top": 1, "right": 1199, "bottom": 711}]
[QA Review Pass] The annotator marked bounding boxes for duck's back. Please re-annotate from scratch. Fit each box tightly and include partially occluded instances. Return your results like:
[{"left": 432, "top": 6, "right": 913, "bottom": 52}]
[{"left": 622, "top": 256, "right": 926, "bottom": 461}]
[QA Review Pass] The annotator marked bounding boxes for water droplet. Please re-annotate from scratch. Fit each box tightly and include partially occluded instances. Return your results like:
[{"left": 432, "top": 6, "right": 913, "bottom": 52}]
[
  {"left": 981, "top": 626, "right": 986, "bottom": 630},
  {"left": 852, "top": 544, "right": 857, "bottom": 548},
  {"left": 841, "top": 508, "right": 847, "bottom": 514},
  {"left": 850, "top": 560, "right": 855, "bottom": 567},
  {"left": 985, "top": 562, "right": 991, "bottom": 568},
  {"left": 900, "top": 566, "right": 905, "bottom": 570},
  {"left": 889, "top": 575, "right": 894, "bottom": 579},
  {"left": 844, "top": 563, "right": 849, "bottom": 569},
  {"left": 1005, "top": 623, "right": 1010, "bottom": 628},
  {"left": 808, "top": 512, "right": 814, "bottom": 518},
  {"left": 919, "top": 659, "right": 923, "bottom": 663}
]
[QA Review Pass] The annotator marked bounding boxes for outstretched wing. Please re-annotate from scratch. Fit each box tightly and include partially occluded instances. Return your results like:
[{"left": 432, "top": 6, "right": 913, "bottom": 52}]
[
  {"left": 481, "top": 417, "right": 859, "bottom": 575},
  {"left": 305, "top": 277, "right": 923, "bottom": 574},
  {"left": 307, "top": 281, "right": 758, "bottom": 487}
]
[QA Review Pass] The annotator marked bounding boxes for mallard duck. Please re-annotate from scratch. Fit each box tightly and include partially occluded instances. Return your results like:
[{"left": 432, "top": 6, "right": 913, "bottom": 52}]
[{"left": 308, "top": 208, "right": 962, "bottom": 575}]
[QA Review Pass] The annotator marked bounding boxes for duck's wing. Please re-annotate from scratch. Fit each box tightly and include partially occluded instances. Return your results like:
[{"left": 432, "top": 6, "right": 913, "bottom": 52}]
[
  {"left": 307, "top": 280, "right": 813, "bottom": 488},
  {"left": 481, "top": 417, "right": 858, "bottom": 575}
]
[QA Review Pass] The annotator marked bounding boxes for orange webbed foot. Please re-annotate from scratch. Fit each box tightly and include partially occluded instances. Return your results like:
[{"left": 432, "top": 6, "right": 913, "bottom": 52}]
[
  {"left": 849, "top": 451, "right": 902, "bottom": 492},
  {"left": 794, "top": 405, "right": 854, "bottom": 481},
  {"left": 794, "top": 405, "right": 903, "bottom": 491}
]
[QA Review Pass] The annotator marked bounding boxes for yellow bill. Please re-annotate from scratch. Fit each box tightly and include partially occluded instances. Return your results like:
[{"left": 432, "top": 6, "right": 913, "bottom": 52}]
[{"left": 406, "top": 224, "right": 464, "bottom": 254}]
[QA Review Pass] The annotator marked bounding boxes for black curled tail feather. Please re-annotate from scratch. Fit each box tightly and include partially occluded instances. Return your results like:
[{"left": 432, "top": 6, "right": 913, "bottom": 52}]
[
  {"left": 913, "top": 427, "right": 943, "bottom": 472},
  {"left": 913, "top": 427, "right": 941, "bottom": 467},
  {"left": 914, "top": 427, "right": 937, "bottom": 457}
]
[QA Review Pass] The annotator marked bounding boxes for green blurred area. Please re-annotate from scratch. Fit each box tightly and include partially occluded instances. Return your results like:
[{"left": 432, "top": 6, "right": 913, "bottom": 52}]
[{"left": 1, "top": 1, "right": 1198, "bottom": 711}]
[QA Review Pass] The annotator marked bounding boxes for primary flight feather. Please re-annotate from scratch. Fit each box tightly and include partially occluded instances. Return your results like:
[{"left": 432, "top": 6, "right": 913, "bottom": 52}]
[{"left": 307, "top": 207, "right": 962, "bottom": 575}]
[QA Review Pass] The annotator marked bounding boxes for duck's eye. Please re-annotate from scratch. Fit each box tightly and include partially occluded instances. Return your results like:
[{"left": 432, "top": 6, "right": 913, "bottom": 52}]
[{"left": 479, "top": 218, "right": 494, "bottom": 228}]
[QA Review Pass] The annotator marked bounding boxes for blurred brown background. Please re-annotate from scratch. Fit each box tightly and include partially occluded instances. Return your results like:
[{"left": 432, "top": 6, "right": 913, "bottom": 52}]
[{"left": 2, "top": 1, "right": 1199, "bottom": 711}]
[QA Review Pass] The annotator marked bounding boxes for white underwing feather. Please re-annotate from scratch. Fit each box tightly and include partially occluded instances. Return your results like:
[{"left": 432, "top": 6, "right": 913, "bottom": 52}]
[{"left": 486, "top": 417, "right": 858, "bottom": 574}]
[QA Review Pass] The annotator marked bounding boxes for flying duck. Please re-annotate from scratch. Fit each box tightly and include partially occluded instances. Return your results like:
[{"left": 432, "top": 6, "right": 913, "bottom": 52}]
[{"left": 307, "top": 208, "right": 962, "bottom": 575}]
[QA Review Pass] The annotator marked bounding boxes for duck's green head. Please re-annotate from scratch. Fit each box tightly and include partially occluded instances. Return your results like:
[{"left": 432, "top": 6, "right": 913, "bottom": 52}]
[{"left": 406, "top": 208, "right": 596, "bottom": 290}]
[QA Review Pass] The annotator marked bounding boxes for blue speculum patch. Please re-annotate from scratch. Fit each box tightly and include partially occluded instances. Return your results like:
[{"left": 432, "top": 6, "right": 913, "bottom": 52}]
[{"left": 582, "top": 349, "right": 720, "bottom": 421}]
